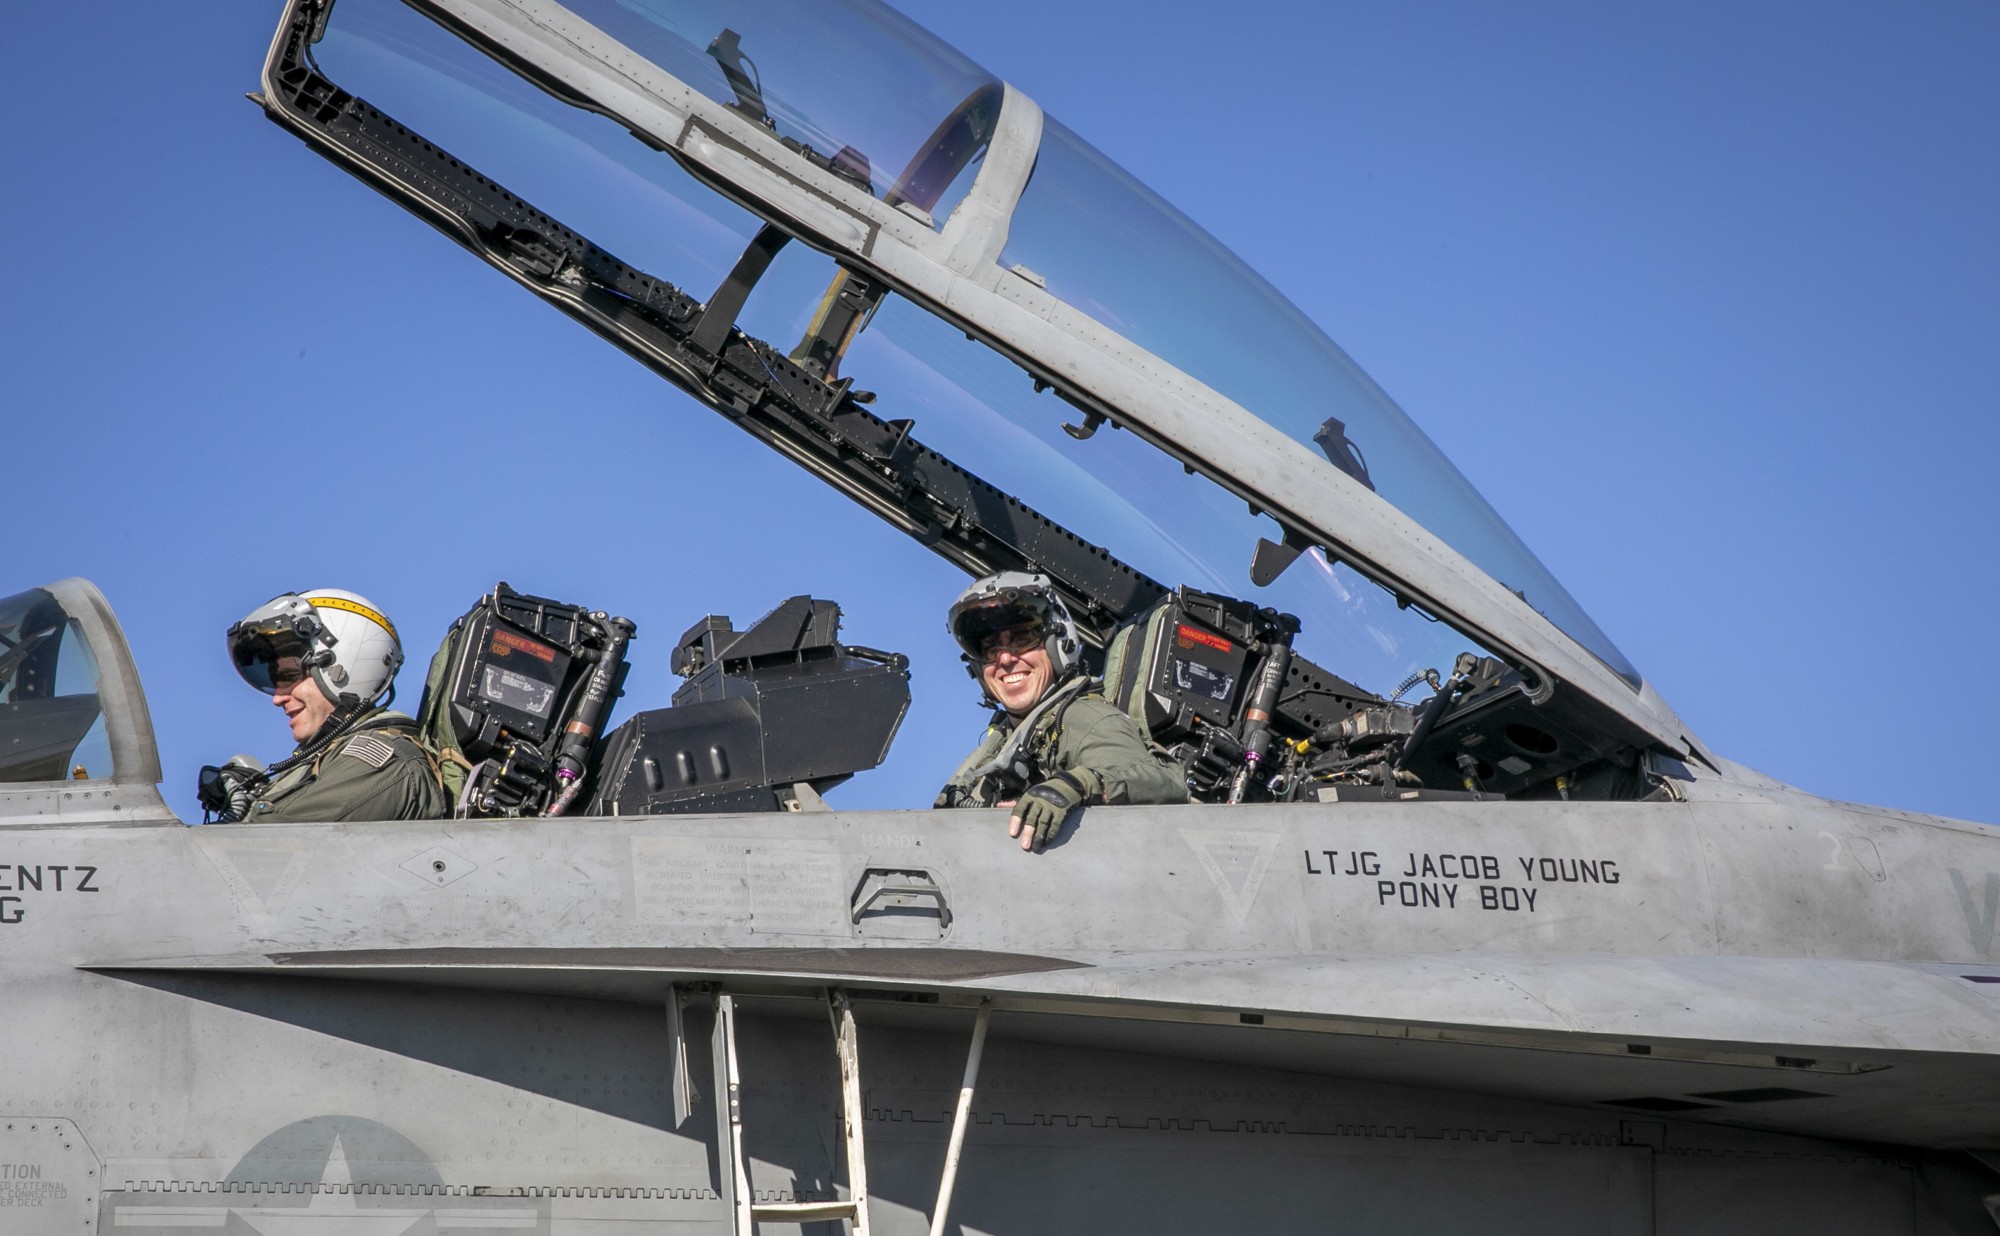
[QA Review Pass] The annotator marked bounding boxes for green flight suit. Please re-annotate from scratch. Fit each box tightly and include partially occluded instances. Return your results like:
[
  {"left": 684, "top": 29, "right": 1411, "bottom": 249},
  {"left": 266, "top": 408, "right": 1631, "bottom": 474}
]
[
  {"left": 936, "top": 687, "right": 1187, "bottom": 809},
  {"left": 244, "top": 709, "right": 448, "bottom": 824}
]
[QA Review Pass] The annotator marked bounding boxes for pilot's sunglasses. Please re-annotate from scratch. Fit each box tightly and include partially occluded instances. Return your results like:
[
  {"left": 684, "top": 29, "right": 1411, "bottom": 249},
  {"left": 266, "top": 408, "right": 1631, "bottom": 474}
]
[
  {"left": 977, "top": 625, "right": 1043, "bottom": 660},
  {"left": 267, "top": 655, "right": 307, "bottom": 692}
]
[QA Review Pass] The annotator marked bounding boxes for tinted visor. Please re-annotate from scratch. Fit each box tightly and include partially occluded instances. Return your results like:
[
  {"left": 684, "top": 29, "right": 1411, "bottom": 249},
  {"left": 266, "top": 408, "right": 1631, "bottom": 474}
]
[
  {"left": 228, "top": 620, "right": 311, "bottom": 694},
  {"left": 949, "top": 592, "right": 1052, "bottom": 659}
]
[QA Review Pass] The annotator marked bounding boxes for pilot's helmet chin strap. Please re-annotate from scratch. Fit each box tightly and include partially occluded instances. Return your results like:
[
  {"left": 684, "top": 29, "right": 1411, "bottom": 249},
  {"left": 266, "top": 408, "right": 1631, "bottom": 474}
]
[{"left": 302, "top": 631, "right": 346, "bottom": 705}]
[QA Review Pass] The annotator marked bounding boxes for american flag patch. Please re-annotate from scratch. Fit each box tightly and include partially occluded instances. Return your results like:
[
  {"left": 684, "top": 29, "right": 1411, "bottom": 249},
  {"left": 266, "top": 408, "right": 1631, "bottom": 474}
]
[{"left": 342, "top": 734, "right": 398, "bottom": 769}]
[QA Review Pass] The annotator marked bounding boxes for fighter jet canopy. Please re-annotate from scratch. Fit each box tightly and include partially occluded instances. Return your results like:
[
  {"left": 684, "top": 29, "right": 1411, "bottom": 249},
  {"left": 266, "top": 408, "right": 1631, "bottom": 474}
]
[
  {"left": 550, "top": 0, "right": 1635, "bottom": 671},
  {"left": 274, "top": 0, "right": 1697, "bottom": 762}
]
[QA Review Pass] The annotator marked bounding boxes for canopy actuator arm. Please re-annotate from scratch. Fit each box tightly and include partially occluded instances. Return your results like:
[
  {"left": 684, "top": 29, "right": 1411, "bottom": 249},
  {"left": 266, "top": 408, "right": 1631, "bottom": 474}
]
[
  {"left": 689, "top": 223, "right": 790, "bottom": 359},
  {"left": 792, "top": 269, "right": 886, "bottom": 381}
]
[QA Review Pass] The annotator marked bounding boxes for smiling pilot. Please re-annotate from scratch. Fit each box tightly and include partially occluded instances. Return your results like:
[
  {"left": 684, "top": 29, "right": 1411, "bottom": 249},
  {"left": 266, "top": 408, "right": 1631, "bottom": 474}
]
[{"left": 935, "top": 572, "right": 1186, "bottom": 851}]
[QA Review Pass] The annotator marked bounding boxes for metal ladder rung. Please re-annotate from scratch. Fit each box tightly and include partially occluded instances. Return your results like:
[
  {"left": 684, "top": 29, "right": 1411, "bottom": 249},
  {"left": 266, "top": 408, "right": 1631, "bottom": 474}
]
[
  {"left": 751, "top": 1200, "right": 860, "bottom": 1222},
  {"left": 711, "top": 988, "right": 871, "bottom": 1236}
]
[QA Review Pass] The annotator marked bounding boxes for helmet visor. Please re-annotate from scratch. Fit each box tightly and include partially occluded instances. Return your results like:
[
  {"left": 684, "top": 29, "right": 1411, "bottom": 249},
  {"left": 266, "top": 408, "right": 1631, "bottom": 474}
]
[
  {"left": 228, "top": 619, "right": 312, "bottom": 694},
  {"left": 949, "top": 592, "right": 1052, "bottom": 660}
]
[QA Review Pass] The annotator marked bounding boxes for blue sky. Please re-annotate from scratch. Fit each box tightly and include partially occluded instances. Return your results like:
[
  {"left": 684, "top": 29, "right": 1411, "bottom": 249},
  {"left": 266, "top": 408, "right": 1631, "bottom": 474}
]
[{"left": 4, "top": 2, "right": 1994, "bottom": 823}]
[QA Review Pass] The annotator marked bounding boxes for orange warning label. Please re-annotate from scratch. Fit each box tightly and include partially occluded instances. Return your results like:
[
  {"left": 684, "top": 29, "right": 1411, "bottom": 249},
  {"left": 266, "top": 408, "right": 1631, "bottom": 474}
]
[
  {"left": 491, "top": 629, "right": 557, "bottom": 662},
  {"left": 1175, "top": 624, "right": 1232, "bottom": 653}
]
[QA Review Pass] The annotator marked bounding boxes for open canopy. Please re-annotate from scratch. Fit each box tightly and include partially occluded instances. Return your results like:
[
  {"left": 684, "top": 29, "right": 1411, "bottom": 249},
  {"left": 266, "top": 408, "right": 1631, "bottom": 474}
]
[
  {"left": 260, "top": 0, "right": 1702, "bottom": 771},
  {"left": 538, "top": 0, "right": 1639, "bottom": 687}
]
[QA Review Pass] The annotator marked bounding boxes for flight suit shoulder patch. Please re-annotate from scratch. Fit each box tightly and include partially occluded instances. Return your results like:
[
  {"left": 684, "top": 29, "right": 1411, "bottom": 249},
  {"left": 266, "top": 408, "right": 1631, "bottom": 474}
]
[{"left": 341, "top": 734, "right": 399, "bottom": 770}]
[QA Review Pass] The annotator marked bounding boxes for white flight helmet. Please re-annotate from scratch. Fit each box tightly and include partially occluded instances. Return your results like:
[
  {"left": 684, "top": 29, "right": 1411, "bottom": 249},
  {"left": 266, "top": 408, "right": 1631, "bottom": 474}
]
[
  {"left": 947, "top": 571, "right": 1084, "bottom": 692},
  {"left": 227, "top": 588, "right": 404, "bottom": 708}
]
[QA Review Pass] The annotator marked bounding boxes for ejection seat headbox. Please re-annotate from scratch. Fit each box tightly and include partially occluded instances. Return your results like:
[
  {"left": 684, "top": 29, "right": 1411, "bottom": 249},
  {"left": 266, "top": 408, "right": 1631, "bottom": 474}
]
[
  {"left": 588, "top": 596, "right": 910, "bottom": 816},
  {"left": 415, "top": 583, "right": 634, "bottom": 818},
  {"left": 1101, "top": 589, "right": 1266, "bottom": 744}
]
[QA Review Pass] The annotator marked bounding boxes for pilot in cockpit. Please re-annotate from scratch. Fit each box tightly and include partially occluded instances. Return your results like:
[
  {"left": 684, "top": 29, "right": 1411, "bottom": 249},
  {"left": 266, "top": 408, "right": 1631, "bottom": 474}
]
[
  {"left": 935, "top": 573, "right": 1186, "bottom": 850},
  {"left": 197, "top": 590, "right": 447, "bottom": 824}
]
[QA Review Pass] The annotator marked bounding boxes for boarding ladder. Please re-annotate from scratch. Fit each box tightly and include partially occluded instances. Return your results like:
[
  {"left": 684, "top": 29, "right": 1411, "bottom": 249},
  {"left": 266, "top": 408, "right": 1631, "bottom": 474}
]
[
  {"left": 679, "top": 987, "right": 871, "bottom": 1234},
  {"left": 674, "top": 985, "right": 993, "bottom": 1236}
]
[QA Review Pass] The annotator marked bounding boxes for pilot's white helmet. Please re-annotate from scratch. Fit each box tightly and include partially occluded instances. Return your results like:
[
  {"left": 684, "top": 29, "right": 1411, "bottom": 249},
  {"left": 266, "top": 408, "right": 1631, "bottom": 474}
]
[
  {"left": 226, "top": 588, "right": 404, "bottom": 707},
  {"left": 947, "top": 572, "right": 1084, "bottom": 685}
]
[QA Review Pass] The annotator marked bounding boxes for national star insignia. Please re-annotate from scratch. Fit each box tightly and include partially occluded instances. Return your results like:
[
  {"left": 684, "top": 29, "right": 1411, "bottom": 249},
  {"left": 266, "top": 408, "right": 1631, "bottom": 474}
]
[{"left": 108, "top": 1133, "right": 541, "bottom": 1235}]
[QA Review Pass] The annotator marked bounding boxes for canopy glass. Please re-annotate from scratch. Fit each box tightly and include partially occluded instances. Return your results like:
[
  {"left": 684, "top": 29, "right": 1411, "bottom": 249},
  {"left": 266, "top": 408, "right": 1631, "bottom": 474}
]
[
  {"left": 0, "top": 587, "right": 113, "bottom": 783},
  {"left": 546, "top": 0, "right": 1640, "bottom": 688},
  {"left": 315, "top": 0, "right": 1639, "bottom": 695}
]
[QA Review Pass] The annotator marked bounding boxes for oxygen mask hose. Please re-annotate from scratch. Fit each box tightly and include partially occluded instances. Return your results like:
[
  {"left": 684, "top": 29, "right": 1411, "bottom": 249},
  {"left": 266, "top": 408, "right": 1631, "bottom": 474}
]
[
  {"left": 196, "top": 756, "right": 265, "bottom": 823},
  {"left": 1394, "top": 652, "right": 1481, "bottom": 779},
  {"left": 198, "top": 693, "right": 366, "bottom": 823}
]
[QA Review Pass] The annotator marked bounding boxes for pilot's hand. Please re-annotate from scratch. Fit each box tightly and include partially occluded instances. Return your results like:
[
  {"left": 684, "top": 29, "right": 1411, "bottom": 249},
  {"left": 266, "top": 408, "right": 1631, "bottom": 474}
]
[{"left": 1008, "top": 769, "right": 1101, "bottom": 852}]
